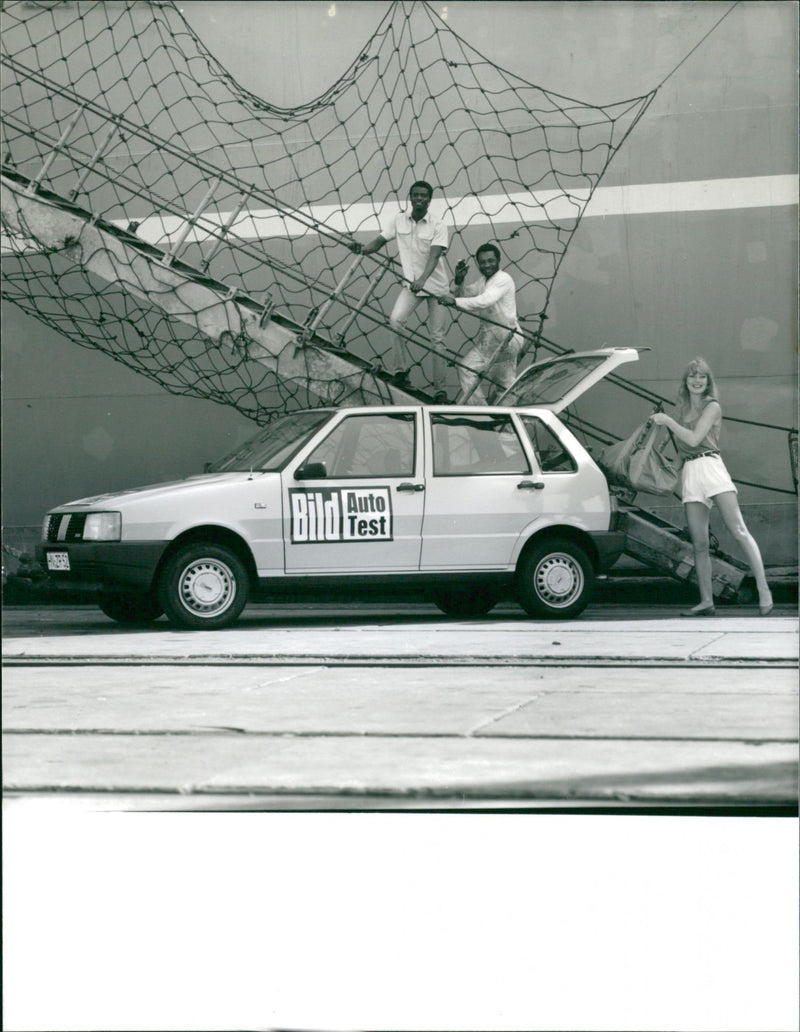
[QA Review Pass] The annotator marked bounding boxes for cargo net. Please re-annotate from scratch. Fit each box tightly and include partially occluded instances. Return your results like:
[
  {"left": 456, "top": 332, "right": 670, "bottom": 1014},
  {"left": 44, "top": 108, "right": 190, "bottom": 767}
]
[{"left": 0, "top": 0, "right": 655, "bottom": 421}]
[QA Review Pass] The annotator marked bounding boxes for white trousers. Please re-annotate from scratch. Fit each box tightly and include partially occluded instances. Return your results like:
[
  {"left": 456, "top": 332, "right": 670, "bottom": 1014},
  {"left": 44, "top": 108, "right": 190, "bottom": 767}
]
[
  {"left": 389, "top": 287, "right": 448, "bottom": 390},
  {"left": 458, "top": 327, "right": 523, "bottom": 404}
]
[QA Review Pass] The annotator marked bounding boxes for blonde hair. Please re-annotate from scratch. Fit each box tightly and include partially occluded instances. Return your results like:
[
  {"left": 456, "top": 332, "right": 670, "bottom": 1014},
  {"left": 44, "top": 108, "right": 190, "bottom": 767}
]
[{"left": 677, "top": 356, "right": 719, "bottom": 418}]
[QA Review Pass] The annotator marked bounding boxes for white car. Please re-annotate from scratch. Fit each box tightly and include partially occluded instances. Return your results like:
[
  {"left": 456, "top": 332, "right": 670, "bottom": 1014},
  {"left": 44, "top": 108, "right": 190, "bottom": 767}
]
[{"left": 37, "top": 348, "right": 639, "bottom": 628}]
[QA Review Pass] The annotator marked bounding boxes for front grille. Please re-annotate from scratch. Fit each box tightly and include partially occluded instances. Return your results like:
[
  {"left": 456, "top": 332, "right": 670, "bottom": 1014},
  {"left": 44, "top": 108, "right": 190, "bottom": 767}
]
[{"left": 45, "top": 513, "right": 88, "bottom": 542}]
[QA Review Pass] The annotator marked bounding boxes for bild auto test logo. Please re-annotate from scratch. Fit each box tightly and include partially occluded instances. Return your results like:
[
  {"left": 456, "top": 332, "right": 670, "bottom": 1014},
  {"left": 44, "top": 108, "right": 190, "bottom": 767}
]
[{"left": 290, "top": 487, "right": 393, "bottom": 543}]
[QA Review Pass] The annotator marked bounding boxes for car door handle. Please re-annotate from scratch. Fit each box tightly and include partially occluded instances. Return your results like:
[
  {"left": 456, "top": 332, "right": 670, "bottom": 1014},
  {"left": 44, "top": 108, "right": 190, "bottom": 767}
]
[
  {"left": 517, "top": 480, "right": 545, "bottom": 490},
  {"left": 397, "top": 482, "right": 425, "bottom": 492}
]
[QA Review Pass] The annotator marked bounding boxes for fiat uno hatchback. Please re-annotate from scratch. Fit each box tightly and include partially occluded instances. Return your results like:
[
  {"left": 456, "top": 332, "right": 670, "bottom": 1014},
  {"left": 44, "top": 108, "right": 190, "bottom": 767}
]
[{"left": 37, "top": 349, "right": 639, "bottom": 629}]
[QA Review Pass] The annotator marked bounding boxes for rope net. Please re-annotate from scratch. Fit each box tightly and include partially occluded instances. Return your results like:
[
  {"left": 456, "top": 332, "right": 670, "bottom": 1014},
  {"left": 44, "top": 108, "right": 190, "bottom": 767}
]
[{"left": 1, "top": 0, "right": 655, "bottom": 421}]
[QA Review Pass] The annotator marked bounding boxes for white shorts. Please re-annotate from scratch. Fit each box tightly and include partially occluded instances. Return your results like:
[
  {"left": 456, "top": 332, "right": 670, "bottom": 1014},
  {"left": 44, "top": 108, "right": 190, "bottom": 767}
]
[{"left": 681, "top": 453, "right": 737, "bottom": 508}]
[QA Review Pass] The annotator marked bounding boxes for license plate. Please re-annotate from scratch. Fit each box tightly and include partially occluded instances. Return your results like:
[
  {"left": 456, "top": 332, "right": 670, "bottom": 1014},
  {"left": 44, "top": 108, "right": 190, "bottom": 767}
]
[{"left": 46, "top": 551, "right": 70, "bottom": 572}]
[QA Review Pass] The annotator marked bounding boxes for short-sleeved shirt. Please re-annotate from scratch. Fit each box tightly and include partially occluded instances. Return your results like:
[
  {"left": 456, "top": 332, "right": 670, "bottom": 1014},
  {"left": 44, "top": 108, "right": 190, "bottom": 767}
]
[
  {"left": 380, "top": 209, "right": 450, "bottom": 296},
  {"left": 455, "top": 269, "right": 519, "bottom": 329}
]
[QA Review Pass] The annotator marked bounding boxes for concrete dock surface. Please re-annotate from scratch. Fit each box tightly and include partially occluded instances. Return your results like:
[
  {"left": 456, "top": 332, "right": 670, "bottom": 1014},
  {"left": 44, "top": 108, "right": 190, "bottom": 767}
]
[{"left": 3, "top": 602, "right": 797, "bottom": 809}]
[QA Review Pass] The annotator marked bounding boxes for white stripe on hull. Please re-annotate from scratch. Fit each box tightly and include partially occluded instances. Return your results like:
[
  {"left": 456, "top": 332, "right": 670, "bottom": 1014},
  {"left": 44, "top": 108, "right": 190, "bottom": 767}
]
[
  {"left": 130, "top": 173, "right": 799, "bottom": 245},
  {"left": 3, "top": 174, "right": 796, "bottom": 254}
]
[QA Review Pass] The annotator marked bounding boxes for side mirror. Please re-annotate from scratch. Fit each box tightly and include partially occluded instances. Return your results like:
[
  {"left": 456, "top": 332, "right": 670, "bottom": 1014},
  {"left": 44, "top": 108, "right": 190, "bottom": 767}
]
[{"left": 294, "top": 461, "right": 327, "bottom": 481}]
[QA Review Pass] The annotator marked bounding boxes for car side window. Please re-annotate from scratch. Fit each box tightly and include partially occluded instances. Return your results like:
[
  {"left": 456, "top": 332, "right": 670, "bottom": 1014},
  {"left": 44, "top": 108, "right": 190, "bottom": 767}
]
[
  {"left": 431, "top": 413, "right": 530, "bottom": 475},
  {"left": 305, "top": 412, "right": 416, "bottom": 478},
  {"left": 519, "top": 415, "right": 577, "bottom": 473}
]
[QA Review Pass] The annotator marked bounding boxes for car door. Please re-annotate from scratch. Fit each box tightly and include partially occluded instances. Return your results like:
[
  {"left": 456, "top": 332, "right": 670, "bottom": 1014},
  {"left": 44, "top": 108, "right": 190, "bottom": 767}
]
[
  {"left": 419, "top": 409, "right": 544, "bottom": 569},
  {"left": 282, "top": 409, "right": 425, "bottom": 573}
]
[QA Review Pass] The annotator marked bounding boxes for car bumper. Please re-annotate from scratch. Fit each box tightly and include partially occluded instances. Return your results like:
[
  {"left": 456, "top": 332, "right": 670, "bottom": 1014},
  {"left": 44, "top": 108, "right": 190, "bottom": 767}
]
[
  {"left": 588, "top": 531, "right": 627, "bottom": 572},
  {"left": 36, "top": 541, "right": 168, "bottom": 591}
]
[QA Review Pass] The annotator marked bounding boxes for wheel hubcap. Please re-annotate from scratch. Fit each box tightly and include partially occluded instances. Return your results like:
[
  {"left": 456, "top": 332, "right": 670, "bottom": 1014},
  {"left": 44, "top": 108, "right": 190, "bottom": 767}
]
[
  {"left": 178, "top": 559, "right": 235, "bottom": 617},
  {"left": 534, "top": 553, "right": 583, "bottom": 607}
]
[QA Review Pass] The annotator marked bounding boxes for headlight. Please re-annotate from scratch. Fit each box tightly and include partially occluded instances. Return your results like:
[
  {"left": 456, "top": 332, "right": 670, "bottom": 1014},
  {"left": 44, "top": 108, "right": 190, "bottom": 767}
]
[{"left": 83, "top": 512, "right": 121, "bottom": 541}]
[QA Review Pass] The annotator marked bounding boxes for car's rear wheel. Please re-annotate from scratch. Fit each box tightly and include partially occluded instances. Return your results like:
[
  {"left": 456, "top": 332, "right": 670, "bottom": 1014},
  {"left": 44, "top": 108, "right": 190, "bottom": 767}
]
[
  {"left": 98, "top": 590, "right": 163, "bottom": 624},
  {"left": 516, "top": 539, "right": 594, "bottom": 619},
  {"left": 432, "top": 587, "right": 498, "bottom": 618},
  {"left": 158, "top": 543, "right": 249, "bottom": 630}
]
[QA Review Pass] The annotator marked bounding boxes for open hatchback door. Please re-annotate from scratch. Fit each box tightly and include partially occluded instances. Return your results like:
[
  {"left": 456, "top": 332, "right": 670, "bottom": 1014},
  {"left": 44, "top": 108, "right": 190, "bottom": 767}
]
[{"left": 497, "top": 347, "right": 643, "bottom": 413}]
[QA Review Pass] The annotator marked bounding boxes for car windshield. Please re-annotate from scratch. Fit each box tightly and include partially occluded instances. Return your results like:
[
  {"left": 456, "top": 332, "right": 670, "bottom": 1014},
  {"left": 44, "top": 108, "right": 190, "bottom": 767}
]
[
  {"left": 207, "top": 410, "right": 334, "bottom": 472},
  {"left": 500, "top": 355, "right": 607, "bottom": 406}
]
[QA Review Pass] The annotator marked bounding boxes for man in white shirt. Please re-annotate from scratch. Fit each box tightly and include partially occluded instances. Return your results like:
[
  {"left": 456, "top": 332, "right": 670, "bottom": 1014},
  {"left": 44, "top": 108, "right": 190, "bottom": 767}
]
[
  {"left": 350, "top": 180, "right": 450, "bottom": 400},
  {"left": 440, "top": 243, "right": 523, "bottom": 404}
]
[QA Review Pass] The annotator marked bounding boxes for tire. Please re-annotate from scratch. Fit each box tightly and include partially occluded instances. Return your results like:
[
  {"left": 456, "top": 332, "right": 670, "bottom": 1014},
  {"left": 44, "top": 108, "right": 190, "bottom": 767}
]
[
  {"left": 158, "top": 543, "right": 249, "bottom": 630},
  {"left": 432, "top": 587, "right": 498, "bottom": 618},
  {"left": 516, "top": 539, "right": 594, "bottom": 619},
  {"left": 98, "top": 590, "right": 163, "bottom": 624}
]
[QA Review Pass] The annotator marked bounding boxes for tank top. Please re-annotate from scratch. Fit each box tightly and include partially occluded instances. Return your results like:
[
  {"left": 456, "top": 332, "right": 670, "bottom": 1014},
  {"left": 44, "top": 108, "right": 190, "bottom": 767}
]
[{"left": 673, "top": 401, "right": 721, "bottom": 460}]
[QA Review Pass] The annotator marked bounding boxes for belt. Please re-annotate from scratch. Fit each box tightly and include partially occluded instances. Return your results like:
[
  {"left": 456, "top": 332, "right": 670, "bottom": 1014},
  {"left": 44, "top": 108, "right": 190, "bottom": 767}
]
[{"left": 685, "top": 450, "right": 720, "bottom": 462}]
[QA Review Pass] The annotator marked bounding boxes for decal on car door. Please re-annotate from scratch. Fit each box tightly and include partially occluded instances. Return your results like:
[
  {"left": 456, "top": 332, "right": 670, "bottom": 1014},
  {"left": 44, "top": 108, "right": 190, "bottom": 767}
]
[{"left": 290, "top": 487, "right": 393, "bottom": 543}]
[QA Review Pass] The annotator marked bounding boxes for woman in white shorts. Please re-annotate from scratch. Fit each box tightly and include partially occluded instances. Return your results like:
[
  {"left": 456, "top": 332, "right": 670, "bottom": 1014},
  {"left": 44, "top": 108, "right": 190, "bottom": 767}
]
[{"left": 651, "top": 357, "right": 773, "bottom": 617}]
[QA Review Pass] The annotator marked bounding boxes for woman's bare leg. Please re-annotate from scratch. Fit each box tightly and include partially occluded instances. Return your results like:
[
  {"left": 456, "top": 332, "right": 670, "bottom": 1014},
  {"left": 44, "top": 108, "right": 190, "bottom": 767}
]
[
  {"left": 684, "top": 501, "right": 714, "bottom": 609},
  {"left": 713, "top": 491, "right": 773, "bottom": 607}
]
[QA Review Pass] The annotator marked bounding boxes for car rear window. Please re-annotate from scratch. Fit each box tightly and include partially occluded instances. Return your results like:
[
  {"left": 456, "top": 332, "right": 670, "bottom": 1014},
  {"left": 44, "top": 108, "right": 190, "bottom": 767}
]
[{"left": 501, "top": 355, "right": 607, "bottom": 406}]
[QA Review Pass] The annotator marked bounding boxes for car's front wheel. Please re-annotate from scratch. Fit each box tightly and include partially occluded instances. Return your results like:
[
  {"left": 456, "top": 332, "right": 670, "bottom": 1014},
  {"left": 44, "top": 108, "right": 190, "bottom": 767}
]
[
  {"left": 98, "top": 590, "right": 163, "bottom": 624},
  {"left": 516, "top": 539, "right": 594, "bottom": 619},
  {"left": 158, "top": 543, "right": 249, "bottom": 630}
]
